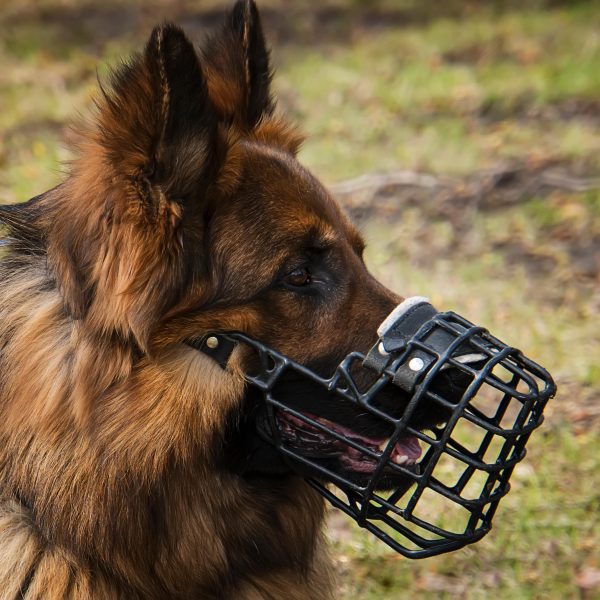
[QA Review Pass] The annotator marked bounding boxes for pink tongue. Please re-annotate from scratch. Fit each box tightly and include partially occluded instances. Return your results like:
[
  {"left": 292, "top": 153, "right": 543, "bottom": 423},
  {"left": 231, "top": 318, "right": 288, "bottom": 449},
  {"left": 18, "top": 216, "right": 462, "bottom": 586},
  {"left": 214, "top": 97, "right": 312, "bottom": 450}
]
[
  {"left": 285, "top": 412, "right": 422, "bottom": 460},
  {"left": 393, "top": 436, "right": 422, "bottom": 460}
]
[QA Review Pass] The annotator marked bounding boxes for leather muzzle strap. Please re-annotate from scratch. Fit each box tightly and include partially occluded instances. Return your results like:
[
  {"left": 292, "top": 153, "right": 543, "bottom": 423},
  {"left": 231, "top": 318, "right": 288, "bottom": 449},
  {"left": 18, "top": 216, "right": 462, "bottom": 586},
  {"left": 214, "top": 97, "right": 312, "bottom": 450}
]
[
  {"left": 363, "top": 297, "right": 486, "bottom": 393},
  {"left": 187, "top": 335, "right": 236, "bottom": 369}
]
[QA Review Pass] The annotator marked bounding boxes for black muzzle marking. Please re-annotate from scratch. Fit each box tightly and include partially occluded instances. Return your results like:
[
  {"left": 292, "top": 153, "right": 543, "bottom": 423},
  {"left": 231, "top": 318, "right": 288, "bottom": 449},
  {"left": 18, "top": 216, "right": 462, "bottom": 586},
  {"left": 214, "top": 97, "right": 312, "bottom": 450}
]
[{"left": 195, "top": 297, "right": 556, "bottom": 559}]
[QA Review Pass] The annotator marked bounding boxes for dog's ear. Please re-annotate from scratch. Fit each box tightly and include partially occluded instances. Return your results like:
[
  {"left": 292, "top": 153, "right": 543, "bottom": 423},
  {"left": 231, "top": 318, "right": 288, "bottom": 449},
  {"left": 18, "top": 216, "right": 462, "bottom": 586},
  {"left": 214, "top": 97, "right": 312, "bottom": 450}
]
[
  {"left": 51, "top": 26, "right": 224, "bottom": 349},
  {"left": 96, "top": 23, "right": 221, "bottom": 200},
  {"left": 202, "top": 0, "right": 274, "bottom": 129}
]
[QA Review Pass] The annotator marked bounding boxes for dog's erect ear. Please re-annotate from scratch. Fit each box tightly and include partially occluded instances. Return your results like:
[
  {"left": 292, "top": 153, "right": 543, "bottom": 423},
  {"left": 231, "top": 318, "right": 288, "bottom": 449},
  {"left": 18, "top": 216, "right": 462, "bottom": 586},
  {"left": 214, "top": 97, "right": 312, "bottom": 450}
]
[
  {"left": 202, "top": 0, "right": 274, "bottom": 129},
  {"left": 51, "top": 26, "right": 224, "bottom": 348},
  {"left": 97, "top": 23, "right": 220, "bottom": 200}
]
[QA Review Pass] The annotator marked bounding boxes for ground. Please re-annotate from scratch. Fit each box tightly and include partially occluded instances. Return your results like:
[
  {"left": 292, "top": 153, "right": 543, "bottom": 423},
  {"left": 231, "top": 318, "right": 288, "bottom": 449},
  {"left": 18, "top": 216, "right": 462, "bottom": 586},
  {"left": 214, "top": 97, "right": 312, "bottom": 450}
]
[{"left": 0, "top": 1, "right": 599, "bottom": 598}]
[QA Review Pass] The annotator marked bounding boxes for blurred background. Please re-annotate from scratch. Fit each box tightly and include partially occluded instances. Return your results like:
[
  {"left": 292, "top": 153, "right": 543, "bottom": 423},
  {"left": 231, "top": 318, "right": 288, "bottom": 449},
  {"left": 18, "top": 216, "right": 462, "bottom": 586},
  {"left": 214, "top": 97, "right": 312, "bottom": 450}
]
[{"left": 0, "top": 0, "right": 598, "bottom": 598}]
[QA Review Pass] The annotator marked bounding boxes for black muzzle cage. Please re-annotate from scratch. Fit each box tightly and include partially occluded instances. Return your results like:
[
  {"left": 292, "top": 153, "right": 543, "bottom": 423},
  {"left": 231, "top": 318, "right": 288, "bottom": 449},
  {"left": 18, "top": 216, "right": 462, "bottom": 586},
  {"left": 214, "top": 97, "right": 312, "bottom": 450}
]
[{"left": 195, "top": 297, "right": 556, "bottom": 559}]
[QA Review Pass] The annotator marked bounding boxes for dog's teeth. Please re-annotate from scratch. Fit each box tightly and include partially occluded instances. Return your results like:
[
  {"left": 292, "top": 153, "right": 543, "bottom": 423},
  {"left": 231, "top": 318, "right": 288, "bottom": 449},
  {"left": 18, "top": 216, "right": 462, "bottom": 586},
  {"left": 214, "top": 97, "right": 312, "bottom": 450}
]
[
  {"left": 379, "top": 440, "right": 390, "bottom": 452},
  {"left": 393, "top": 455, "right": 408, "bottom": 465}
]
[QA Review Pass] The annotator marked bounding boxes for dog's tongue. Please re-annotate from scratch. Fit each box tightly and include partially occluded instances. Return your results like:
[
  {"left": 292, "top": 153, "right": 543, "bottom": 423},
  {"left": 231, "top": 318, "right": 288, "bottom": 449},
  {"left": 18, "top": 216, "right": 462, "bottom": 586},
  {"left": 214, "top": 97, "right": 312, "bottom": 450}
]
[
  {"left": 392, "top": 436, "right": 422, "bottom": 460},
  {"left": 279, "top": 411, "right": 423, "bottom": 464},
  {"left": 312, "top": 415, "right": 422, "bottom": 461}
]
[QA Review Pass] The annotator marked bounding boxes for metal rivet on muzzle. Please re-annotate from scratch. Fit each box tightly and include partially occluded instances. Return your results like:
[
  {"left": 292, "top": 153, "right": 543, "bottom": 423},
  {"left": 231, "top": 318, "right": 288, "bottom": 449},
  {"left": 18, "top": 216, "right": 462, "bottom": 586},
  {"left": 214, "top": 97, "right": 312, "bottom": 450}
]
[
  {"left": 206, "top": 336, "right": 219, "bottom": 349},
  {"left": 408, "top": 357, "right": 425, "bottom": 371}
]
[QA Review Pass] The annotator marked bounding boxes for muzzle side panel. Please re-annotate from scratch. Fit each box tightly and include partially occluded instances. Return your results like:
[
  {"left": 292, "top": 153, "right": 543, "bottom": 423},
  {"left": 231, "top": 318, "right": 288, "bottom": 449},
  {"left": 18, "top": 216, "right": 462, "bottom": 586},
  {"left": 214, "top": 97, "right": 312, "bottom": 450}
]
[{"left": 225, "top": 307, "right": 556, "bottom": 559}]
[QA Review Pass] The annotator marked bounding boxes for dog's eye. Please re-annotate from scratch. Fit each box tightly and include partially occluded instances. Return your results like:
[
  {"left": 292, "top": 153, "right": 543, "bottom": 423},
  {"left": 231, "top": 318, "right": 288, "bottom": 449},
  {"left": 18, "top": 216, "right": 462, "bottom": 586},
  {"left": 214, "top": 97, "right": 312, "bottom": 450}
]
[{"left": 283, "top": 267, "right": 312, "bottom": 287}]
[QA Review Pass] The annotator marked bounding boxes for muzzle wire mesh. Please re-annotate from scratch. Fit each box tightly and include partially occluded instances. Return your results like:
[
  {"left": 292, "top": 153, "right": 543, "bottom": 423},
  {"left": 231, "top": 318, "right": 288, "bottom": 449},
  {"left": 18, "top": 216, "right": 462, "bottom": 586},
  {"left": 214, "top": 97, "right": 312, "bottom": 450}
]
[{"left": 225, "top": 309, "right": 555, "bottom": 559}]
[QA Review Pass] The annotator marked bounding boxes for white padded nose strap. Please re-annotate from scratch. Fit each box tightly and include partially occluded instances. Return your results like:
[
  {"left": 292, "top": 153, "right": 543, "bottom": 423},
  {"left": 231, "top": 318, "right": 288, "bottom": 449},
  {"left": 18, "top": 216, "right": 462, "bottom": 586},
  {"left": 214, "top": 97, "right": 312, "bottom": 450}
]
[{"left": 377, "top": 296, "right": 430, "bottom": 337}]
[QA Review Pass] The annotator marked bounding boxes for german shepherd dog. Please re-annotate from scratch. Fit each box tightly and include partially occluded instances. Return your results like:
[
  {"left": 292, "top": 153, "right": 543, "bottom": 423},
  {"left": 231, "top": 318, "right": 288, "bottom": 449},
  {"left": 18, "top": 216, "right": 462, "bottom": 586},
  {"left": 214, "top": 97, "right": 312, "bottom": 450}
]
[{"left": 0, "top": 2, "right": 489, "bottom": 598}]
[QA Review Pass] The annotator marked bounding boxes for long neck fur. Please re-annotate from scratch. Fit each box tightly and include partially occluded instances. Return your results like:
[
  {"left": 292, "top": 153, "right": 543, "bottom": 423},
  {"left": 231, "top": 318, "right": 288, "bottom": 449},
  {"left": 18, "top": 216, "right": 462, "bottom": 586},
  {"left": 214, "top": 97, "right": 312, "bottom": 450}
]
[{"left": 0, "top": 199, "right": 331, "bottom": 599}]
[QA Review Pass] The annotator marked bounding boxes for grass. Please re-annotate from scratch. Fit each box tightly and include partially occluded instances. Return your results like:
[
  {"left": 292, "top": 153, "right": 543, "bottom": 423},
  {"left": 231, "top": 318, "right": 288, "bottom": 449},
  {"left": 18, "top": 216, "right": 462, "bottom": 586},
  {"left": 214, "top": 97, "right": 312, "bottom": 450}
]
[
  {"left": 363, "top": 188, "right": 600, "bottom": 379},
  {"left": 1, "top": 1, "right": 599, "bottom": 598},
  {"left": 276, "top": 2, "right": 600, "bottom": 180}
]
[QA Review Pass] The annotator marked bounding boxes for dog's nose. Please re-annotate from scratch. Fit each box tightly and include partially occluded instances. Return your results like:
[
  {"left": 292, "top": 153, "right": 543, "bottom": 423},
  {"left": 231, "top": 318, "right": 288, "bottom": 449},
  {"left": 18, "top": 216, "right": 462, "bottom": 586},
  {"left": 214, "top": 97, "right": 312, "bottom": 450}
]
[
  {"left": 363, "top": 297, "right": 488, "bottom": 394},
  {"left": 361, "top": 297, "right": 494, "bottom": 424},
  {"left": 428, "top": 355, "right": 486, "bottom": 408},
  {"left": 432, "top": 346, "right": 488, "bottom": 402}
]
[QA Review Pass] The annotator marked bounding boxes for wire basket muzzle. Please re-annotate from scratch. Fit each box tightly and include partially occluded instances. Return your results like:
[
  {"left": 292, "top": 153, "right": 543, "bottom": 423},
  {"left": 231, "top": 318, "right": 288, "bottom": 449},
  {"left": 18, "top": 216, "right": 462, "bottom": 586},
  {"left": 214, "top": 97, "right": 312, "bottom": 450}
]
[{"left": 229, "top": 300, "right": 556, "bottom": 558}]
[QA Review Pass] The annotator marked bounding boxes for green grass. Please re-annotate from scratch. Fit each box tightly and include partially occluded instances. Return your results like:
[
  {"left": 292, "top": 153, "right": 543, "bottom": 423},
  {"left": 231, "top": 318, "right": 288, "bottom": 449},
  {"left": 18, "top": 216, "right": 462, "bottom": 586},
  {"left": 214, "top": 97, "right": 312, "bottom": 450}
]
[
  {"left": 1, "top": 1, "right": 599, "bottom": 598},
  {"left": 2, "top": 1, "right": 600, "bottom": 195},
  {"left": 276, "top": 3, "right": 600, "bottom": 180}
]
